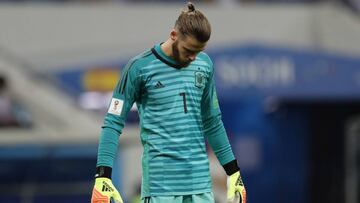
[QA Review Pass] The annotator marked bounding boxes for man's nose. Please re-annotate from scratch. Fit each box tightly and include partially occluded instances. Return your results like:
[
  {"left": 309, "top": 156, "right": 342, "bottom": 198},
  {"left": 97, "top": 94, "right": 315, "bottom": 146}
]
[{"left": 188, "top": 54, "right": 196, "bottom": 61}]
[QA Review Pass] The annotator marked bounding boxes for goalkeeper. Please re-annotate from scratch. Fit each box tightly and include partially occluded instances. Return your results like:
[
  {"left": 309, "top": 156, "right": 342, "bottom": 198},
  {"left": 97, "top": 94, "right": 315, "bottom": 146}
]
[{"left": 91, "top": 2, "right": 246, "bottom": 203}]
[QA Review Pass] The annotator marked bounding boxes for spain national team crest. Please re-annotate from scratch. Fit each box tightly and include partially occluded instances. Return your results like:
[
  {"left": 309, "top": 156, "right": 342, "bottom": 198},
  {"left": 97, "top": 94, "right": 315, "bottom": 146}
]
[{"left": 195, "top": 71, "right": 205, "bottom": 88}]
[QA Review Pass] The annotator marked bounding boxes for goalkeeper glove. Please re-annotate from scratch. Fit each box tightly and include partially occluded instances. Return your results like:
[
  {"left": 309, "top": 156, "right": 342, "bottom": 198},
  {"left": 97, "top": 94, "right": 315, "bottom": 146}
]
[
  {"left": 227, "top": 171, "right": 246, "bottom": 203},
  {"left": 91, "top": 166, "right": 123, "bottom": 203},
  {"left": 223, "top": 160, "right": 246, "bottom": 203}
]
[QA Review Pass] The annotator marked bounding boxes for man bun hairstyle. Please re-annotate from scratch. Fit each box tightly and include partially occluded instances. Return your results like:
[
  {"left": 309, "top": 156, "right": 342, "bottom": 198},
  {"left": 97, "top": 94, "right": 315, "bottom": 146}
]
[
  {"left": 175, "top": 2, "right": 211, "bottom": 43},
  {"left": 187, "top": 2, "right": 195, "bottom": 12}
]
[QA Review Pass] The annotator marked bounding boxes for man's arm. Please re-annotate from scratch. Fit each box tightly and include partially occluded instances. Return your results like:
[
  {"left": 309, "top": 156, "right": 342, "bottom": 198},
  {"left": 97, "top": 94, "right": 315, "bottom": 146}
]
[
  {"left": 201, "top": 68, "right": 236, "bottom": 169},
  {"left": 201, "top": 61, "right": 246, "bottom": 203},
  {"left": 92, "top": 60, "right": 142, "bottom": 203},
  {"left": 96, "top": 61, "right": 141, "bottom": 169}
]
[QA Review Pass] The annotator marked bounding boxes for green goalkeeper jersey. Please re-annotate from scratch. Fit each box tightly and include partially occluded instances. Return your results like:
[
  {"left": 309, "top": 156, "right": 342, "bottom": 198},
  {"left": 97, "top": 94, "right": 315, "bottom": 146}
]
[{"left": 97, "top": 44, "right": 235, "bottom": 197}]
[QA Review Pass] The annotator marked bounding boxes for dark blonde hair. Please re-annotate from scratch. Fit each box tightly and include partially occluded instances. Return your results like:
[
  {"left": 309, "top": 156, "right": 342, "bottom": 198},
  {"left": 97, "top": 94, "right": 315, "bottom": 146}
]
[{"left": 175, "top": 2, "right": 211, "bottom": 43}]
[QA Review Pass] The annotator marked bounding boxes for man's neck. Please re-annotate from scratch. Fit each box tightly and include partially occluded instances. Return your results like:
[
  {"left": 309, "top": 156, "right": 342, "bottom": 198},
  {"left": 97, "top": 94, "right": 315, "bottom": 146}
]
[{"left": 160, "top": 39, "right": 174, "bottom": 58}]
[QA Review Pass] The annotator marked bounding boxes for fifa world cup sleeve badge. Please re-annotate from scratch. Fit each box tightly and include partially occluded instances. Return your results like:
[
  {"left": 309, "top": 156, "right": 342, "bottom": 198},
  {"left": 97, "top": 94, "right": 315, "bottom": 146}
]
[{"left": 108, "top": 98, "right": 124, "bottom": 116}]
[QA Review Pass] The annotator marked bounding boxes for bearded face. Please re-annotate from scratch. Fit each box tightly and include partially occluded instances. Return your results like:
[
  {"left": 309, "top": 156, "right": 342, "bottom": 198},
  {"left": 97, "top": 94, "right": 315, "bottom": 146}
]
[
  {"left": 172, "top": 40, "right": 192, "bottom": 67},
  {"left": 171, "top": 35, "right": 207, "bottom": 67}
]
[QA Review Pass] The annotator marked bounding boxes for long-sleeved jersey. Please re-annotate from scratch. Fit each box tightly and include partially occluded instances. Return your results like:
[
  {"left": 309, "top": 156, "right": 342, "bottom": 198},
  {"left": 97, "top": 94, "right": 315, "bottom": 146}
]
[{"left": 96, "top": 44, "right": 235, "bottom": 197}]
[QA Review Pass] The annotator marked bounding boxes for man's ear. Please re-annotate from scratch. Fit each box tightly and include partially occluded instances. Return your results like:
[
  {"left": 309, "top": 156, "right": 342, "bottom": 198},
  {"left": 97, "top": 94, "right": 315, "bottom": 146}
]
[{"left": 170, "top": 29, "right": 177, "bottom": 41}]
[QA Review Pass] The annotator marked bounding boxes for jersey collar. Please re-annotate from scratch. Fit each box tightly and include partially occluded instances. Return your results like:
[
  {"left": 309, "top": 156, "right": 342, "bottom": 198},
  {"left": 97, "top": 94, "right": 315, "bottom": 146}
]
[{"left": 151, "top": 43, "right": 183, "bottom": 69}]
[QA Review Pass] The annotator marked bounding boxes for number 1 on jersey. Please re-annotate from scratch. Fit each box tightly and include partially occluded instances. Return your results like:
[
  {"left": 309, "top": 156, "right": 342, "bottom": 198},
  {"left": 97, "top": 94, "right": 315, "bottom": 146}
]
[{"left": 179, "top": 92, "right": 187, "bottom": 113}]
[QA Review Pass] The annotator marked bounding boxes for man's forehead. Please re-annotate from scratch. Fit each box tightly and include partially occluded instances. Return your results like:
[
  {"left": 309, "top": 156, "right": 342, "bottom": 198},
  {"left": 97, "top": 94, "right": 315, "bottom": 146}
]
[{"left": 182, "top": 36, "right": 207, "bottom": 50}]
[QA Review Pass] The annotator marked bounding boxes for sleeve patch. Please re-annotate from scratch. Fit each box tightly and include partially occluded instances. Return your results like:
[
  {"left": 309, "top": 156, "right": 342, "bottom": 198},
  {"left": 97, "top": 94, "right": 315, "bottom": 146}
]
[{"left": 108, "top": 98, "right": 124, "bottom": 116}]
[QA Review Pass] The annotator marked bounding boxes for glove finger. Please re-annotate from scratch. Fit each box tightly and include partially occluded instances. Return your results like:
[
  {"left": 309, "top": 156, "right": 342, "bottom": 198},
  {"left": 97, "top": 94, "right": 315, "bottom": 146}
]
[
  {"left": 91, "top": 188, "right": 110, "bottom": 203},
  {"left": 227, "top": 184, "right": 236, "bottom": 200},
  {"left": 234, "top": 192, "right": 241, "bottom": 203},
  {"left": 241, "top": 189, "right": 246, "bottom": 203},
  {"left": 227, "top": 193, "right": 235, "bottom": 202},
  {"left": 112, "top": 189, "right": 123, "bottom": 203},
  {"left": 112, "top": 197, "right": 123, "bottom": 203}
]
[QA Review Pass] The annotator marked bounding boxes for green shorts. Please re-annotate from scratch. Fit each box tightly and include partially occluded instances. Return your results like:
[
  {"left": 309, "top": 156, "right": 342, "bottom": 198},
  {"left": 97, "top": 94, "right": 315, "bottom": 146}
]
[{"left": 141, "top": 192, "right": 214, "bottom": 203}]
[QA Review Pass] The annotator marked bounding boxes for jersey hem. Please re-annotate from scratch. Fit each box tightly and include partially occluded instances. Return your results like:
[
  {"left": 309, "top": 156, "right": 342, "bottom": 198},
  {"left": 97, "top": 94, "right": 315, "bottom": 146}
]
[{"left": 141, "top": 188, "right": 212, "bottom": 198}]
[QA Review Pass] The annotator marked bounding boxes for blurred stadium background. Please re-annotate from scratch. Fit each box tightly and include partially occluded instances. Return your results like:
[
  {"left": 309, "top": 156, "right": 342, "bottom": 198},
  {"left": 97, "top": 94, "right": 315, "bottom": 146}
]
[{"left": 0, "top": 0, "right": 360, "bottom": 203}]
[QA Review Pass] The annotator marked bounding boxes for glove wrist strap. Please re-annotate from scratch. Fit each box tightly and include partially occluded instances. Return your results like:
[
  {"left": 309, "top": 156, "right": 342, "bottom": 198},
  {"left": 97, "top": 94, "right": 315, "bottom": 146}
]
[
  {"left": 223, "top": 159, "right": 240, "bottom": 176},
  {"left": 95, "top": 166, "right": 112, "bottom": 179}
]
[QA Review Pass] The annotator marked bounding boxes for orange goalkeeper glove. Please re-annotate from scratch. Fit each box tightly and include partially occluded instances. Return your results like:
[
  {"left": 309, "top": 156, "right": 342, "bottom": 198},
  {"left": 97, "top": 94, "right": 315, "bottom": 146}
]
[
  {"left": 91, "top": 167, "right": 123, "bottom": 203},
  {"left": 227, "top": 171, "right": 246, "bottom": 203},
  {"left": 223, "top": 160, "right": 246, "bottom": 203}
]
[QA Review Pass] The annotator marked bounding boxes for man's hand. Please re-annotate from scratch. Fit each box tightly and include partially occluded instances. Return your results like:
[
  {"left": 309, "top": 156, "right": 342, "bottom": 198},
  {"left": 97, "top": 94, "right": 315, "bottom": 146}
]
[
  {"left": 227, "top": 171, "right": 246, "bottom": 203},
  {"left": 91, "top": 177, "right": 123, "bottom": 203}
]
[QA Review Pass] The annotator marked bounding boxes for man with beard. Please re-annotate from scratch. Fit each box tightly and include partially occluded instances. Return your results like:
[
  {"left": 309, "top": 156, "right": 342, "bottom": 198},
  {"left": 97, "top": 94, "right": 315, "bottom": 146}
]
[{"left": 91, "top": 2, "right": 246, "bottom": 203}]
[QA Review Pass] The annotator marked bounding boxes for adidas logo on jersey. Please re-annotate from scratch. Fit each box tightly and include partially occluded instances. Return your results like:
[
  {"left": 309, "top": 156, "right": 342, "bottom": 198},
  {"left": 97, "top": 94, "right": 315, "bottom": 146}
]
[
  {"left": 154, "top": 81, "right": 165, "bottom": 88},
  {"left": 102, "top": 181, "right": 114, "bottom": 192}
]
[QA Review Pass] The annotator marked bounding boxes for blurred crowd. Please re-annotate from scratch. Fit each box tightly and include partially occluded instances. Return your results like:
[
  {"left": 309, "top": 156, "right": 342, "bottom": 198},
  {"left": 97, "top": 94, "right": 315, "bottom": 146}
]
[
  {"left": 0, "top": 74, "right": 32, "bottom": 128},
  {"left": 0, "top": 0, "right": 359, "bottom": 13}
]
